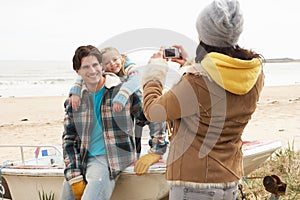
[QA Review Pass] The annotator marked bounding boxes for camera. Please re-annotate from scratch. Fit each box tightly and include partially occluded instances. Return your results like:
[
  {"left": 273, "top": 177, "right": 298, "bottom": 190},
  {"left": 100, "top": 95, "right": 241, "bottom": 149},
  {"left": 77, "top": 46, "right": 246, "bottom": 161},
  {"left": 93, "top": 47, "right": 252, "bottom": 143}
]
[{"left": 163, "top": 47, "right": 181, "bottom": 59}]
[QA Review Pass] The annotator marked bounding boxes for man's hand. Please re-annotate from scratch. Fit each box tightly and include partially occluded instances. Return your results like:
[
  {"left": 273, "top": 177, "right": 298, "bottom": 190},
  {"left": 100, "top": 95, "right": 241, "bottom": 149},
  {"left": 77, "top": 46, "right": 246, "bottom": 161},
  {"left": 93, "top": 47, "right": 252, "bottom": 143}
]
[
  {"left": 134, "top": 153, "right": 161, "bottom": 175},
  {"left": 71, "top": 180, "right": 86, "bottom": 200}
]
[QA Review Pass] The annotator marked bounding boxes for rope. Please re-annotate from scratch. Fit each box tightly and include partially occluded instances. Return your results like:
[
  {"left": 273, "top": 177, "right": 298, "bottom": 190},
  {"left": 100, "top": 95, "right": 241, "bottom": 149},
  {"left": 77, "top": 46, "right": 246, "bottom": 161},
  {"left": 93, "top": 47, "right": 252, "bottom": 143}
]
[
  {"left": 238, "top": 184, "right": 246, "bottom": 200},
  {"left": 166, "top": 121, "right": 173, "bottom": 138}
]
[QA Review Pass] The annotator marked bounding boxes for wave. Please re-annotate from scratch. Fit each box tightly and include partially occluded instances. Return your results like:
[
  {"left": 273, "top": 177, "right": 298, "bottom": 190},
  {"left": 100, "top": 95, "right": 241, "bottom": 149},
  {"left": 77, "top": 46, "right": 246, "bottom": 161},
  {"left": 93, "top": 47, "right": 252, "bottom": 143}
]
[
  {"left": 0, "top": 78, "right": 74, "bottom": 85},
  {"left": 0, "top": 60, "right": 299, "bottom": 97}
]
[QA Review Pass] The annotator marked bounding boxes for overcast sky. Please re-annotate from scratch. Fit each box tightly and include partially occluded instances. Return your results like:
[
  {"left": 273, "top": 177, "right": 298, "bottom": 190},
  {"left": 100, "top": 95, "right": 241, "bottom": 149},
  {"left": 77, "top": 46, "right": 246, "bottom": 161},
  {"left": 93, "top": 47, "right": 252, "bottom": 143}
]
[{"left": 1, "top": 0, "right": 300, "bottom": 61}]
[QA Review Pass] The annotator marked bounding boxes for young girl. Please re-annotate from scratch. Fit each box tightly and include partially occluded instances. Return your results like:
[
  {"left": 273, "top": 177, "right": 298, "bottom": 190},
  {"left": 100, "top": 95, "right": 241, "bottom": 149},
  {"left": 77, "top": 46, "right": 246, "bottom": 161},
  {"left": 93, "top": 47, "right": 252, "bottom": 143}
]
[{"left": 69, "top": 47, "right": 166, "bottom": 156}]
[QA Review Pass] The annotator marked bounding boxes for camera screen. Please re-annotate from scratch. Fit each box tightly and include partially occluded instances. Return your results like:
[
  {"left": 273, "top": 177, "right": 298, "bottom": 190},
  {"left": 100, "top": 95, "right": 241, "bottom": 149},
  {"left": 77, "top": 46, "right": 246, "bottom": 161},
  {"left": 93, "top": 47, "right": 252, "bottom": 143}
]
[{"left": 164, "top": 49, "right": 176, "bottom": 57}]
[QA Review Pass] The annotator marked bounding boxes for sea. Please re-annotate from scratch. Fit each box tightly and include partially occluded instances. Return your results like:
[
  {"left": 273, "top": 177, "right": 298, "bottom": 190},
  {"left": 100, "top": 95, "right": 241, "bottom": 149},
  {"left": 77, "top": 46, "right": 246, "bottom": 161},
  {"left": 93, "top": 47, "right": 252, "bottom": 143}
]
[{"left": 0, "top": 60, "right": 299, "bottom": 98}]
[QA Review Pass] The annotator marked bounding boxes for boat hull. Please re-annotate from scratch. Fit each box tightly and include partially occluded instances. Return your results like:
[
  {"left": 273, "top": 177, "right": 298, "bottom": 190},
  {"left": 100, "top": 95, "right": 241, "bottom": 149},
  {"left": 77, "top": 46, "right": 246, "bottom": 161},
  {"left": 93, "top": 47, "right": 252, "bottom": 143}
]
[
  {"left": 242, "top": 140, "right": 282, "bottom": 175},
  {"left": 111, "top": 173, "right": 169, "bottom": 200},
  {"left": 2, "top": 169, "right": 168, "bottom": 200},
  {"left": 0, "top": 140, "right": 281, "bottom": 200},
  {"left": 3, "top": 174, "right": 64, "bottom": 200}
]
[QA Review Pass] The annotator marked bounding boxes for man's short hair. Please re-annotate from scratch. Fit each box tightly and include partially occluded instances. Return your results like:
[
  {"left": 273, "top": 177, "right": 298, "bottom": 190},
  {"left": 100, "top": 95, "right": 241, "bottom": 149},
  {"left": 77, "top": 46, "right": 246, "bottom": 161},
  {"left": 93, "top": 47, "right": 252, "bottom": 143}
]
[{"left": 72, "top": 45, "right": 102, "bottom": 71}]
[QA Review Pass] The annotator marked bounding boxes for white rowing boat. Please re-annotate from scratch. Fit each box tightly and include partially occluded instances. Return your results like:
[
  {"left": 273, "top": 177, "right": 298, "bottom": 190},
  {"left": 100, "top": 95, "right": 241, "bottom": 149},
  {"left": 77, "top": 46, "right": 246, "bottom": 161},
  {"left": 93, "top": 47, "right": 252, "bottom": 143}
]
[{"left": 0, "top": 140, "right": 282, "bottom": 200}]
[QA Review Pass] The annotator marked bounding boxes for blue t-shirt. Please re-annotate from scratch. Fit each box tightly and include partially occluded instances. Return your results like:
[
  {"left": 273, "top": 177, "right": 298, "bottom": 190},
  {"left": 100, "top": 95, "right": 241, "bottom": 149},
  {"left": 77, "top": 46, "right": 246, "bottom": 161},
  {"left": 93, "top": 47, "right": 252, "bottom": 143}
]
[{"left": 88, "top": 86, "right": 106, "bottom": 157}]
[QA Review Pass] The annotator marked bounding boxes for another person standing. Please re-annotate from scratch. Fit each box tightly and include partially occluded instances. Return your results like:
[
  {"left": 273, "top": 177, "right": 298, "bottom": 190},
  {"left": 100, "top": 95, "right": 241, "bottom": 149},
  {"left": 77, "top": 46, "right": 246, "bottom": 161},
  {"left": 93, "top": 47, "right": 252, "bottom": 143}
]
[
  {"left": 139, "top": 0, "right": 264, "bottom": 199},
  {"left": 60, "top": 45, "right": 167, "bottom": 200}
]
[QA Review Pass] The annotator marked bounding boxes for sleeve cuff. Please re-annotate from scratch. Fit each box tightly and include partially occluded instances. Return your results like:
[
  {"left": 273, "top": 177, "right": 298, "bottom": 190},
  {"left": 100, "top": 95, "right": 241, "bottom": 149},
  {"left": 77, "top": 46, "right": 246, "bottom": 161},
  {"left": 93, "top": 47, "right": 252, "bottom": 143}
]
[
  {"left": 113, "top": 92, "right": 129, "bottom": 107},
  {"left": 141, "top": 58, "right": 168, "bottom": 86},
  {"left": 69, "top": 86, "right": 81, "bottom": 97},
  {"left": 68, "top": 175, "right": 83, "bottom": 185},
  {"left": 148, "top": 133, "right": 169, "bottom": 155}
]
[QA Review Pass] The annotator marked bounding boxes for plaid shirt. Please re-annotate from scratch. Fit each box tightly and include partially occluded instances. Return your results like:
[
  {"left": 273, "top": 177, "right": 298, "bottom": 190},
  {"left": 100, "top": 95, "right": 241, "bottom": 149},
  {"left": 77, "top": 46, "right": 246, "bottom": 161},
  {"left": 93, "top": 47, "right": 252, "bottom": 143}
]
[{"left": 63, "top": 73, "right": 167, "bottom": 181}]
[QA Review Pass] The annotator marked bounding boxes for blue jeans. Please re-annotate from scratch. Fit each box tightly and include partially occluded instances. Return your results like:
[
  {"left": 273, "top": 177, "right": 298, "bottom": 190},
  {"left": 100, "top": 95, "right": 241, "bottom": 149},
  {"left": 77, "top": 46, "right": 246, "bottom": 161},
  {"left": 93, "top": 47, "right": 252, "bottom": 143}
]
[
  {"left": 60, "top": 155, "right": 116, "bottom": 200},
  {"left": 169, "top": 185, "right": 238, "bottom": 200}
]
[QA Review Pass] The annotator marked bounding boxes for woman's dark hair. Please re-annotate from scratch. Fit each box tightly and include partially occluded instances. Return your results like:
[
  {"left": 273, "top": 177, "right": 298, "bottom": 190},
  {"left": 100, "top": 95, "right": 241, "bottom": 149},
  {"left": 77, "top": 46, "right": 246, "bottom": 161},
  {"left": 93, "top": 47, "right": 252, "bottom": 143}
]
[
  {"left": 195, "top": 41, "right": 263, "bottom": 63},
  {"left": 72, "top": 45, "right": 102, "bottom": 71}
]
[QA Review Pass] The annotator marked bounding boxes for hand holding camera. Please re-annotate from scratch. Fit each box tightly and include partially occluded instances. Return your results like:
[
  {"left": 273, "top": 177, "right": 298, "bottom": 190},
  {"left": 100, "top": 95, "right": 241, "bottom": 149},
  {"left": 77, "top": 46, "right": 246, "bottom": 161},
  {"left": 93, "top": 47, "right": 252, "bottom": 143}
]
[
  {"left": 149, "top": 45, "right": 188, "bottom": 66},
  {"left": 163, "top": 45, "right": 188, "bottom": 66},
  {"left": 163, "top": 47, "right": 181, "bottom": 59}
]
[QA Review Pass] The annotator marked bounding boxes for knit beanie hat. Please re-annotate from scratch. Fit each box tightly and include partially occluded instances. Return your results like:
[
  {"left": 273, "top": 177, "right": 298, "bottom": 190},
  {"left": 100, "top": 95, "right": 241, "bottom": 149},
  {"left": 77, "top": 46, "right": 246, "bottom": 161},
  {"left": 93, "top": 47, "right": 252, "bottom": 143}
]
[{"left": 196, "top": 0, "right": 244, "bottom": 47}]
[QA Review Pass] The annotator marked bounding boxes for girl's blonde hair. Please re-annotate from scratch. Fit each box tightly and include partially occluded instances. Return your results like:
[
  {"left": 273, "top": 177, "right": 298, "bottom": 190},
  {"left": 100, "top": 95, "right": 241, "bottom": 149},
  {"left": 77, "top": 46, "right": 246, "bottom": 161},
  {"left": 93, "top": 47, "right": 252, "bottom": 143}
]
[{"left": 100, "top": 47, "right": 126, "bottom": 75}]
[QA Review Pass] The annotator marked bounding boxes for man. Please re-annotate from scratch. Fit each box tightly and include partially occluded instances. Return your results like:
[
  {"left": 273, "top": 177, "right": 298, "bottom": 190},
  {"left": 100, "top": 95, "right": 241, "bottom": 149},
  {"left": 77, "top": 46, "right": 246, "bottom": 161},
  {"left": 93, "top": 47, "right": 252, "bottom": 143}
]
[{"left": 60, "top": 45, "right": 167, "bottom": 200}]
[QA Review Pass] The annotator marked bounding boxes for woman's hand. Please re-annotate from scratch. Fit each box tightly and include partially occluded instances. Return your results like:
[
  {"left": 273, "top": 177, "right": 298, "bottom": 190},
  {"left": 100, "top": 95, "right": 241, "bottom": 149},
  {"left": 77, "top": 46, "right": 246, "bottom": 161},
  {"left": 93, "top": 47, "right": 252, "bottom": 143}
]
[
  {"left": 171, "top": 45, "right": 188, "bottom": 66},
  {"left": 150, "top": 47, "right": 164, "bottom": 59},
  {"left": 151, "top": 45, "right": 188, "bottom": 66}
]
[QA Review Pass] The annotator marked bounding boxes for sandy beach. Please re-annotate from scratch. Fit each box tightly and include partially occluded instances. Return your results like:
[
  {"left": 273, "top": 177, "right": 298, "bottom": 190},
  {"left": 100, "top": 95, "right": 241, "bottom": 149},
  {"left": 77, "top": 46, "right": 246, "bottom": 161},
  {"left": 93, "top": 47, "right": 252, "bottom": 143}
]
[{"left": 0, "top": 85, "right": 300, "bottom": 163}]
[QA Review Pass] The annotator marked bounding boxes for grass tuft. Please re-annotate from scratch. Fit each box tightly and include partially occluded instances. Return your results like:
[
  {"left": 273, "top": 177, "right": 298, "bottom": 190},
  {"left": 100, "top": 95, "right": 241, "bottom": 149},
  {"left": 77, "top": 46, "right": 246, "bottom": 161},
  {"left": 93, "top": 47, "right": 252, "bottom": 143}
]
[{"left": 38, "top": 190, "right": 55, "bottom": 200}]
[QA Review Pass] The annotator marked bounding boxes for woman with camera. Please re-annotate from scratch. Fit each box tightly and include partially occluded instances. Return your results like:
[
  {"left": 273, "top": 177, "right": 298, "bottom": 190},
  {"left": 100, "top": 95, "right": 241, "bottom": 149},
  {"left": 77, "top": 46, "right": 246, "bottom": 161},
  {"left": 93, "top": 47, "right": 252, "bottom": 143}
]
[{"left": 137, "top": 0, "right": 264, "bottom": 199}]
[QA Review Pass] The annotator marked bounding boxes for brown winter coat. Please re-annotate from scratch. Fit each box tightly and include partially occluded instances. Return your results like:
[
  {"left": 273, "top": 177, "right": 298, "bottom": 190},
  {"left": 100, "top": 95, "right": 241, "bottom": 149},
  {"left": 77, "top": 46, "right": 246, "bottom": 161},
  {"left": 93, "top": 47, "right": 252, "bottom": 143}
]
[{"left": 142, "top": 56, "right": 264, "bottom": 188}]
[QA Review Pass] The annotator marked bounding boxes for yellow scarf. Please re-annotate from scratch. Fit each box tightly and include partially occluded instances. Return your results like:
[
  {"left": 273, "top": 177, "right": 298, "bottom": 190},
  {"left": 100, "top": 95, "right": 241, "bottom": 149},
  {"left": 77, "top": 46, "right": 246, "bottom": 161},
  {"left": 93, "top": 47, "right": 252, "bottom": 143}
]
[{"left": 201, "top": 52, "right": 262, "bottom": 95}]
